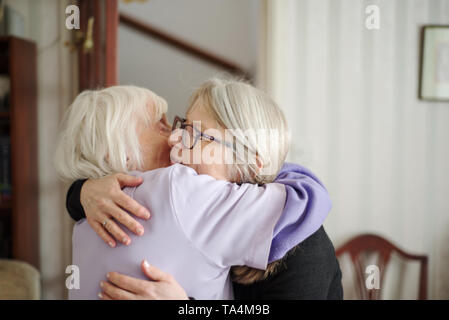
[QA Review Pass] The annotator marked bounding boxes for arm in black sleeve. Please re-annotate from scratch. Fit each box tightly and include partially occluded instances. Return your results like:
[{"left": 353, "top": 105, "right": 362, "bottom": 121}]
[
  {"left": 66, "top": 179, "right": 88, "bottom": 221},
  {"left": 233, "top": 227, "right": 343, "bottom": 300}
]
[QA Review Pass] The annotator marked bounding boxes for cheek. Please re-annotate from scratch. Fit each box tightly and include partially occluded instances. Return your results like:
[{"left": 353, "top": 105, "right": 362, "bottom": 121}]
[
  {"left": 169, "top": 145, "right": 182, "bottom": 164},
  {"left": 202, "top": 143, "right": 226, "bottom": 164},
  {"left": 170, "top": 144, "right": 193, "bottom": 165},
  {"left": 168, "top": 129, "right": 182, "bottom": 148},
  {"left": 139, "top": 126, "right": 155, "bottom": 144},
  {"left": 138, "top": 135, "right": 151, "bottom": 152}
]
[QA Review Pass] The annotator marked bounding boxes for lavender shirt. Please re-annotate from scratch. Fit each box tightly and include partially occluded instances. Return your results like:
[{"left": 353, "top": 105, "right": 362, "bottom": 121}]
[{"left": 69, "top": 163, "right": 331, "bottom": 300}]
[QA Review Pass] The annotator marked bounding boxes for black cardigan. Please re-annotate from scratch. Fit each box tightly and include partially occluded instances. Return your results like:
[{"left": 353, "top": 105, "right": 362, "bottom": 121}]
[{"left": 66, "top": 180, "right": 343, "bottom": 300}]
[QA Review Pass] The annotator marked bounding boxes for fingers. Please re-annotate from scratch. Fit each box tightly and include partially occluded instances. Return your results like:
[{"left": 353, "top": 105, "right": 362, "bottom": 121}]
[
  {"left": 106, "top": 272, "right": 147, "bottom": 294},
  {"left": 115, "top": 192, "right": 150, "bottom": 220},
  {"left": 100, "top": 280, "right": 135, "bottom": 300},
  {"left": 81, "top": 174, "right": 148, "bottom": 245},
  {"left": 108, "top": 204, "right": 144, "bottom": 236},
  {"left": 116, "top": 173, "right": 143, "bottom": 188},
  {"left": 103, "top": 218, "right": 131, "bottom": 246},
  {"left": 89, "top": 220, "right": 116, "bottom": 248},
  {"left": 98, "top": 292, "right": 112, "bottom": 300},
  {"left": 141, "top": 260, "right": 171, "bottom": 282}
]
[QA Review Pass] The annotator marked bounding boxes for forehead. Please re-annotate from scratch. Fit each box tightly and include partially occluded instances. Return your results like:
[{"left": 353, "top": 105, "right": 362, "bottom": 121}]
[{"left": 186, "top": 99, "right": 217, "bottom": 130}]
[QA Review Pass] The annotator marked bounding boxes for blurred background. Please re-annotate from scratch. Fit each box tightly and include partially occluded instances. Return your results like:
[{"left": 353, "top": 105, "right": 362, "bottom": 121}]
[{"left": 0, "top": 0, "right": 447, "bottom": 300}]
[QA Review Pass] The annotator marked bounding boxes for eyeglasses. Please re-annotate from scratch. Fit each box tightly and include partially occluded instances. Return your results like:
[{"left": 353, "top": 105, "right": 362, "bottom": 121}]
[{"left": 172, "top": 115, "right": 233, "bottom": 150}]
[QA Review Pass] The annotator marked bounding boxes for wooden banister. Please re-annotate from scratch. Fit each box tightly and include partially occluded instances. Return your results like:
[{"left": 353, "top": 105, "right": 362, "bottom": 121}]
[{"left": 119, "top": 13, "right": 250, "bottom": 79}]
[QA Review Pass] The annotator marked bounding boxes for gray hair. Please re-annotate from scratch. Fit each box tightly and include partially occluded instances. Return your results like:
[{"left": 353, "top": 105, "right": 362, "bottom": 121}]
[
  {"left": 54, "top": 85, "right": 167, "bottom": 181},
  {"left": 188, "top": 77, "right": 290, "bottom": 184}
]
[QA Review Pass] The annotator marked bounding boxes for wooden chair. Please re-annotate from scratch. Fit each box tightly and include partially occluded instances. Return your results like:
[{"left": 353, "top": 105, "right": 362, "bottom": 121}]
[{"left": 336, "top": 234, "right": 428, "bottom": 300}]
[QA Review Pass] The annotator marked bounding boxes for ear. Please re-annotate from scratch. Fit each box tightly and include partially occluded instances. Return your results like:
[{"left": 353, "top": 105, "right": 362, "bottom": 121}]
[
  {"left": 157, "top": 114, "right": 171, "bottom": 137},
  {"left": 255, "top": 155, "right": 263, "bottom": 174}
]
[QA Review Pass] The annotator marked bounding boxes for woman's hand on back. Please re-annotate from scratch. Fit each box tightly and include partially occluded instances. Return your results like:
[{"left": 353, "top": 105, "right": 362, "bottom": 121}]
[
  {"left": 80, "top": 173, "right": 151, "bottom": 247},
  {"left": 99, "top": 260, "right": 189, "bottom": 300}
]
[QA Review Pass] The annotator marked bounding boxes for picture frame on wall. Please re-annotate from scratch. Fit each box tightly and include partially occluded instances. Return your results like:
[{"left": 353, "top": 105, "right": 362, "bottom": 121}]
[{"left": 419, "top": 25, "right": 449, "bottom": 102}]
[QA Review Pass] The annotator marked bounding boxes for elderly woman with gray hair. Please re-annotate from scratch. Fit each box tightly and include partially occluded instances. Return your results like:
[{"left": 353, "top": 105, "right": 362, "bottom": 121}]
[{"left": 57, "top": 78, "right": 342, "bottom": 299}]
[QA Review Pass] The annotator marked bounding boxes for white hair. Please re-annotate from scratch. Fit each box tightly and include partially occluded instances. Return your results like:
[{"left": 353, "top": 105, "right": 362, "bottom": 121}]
[
  {"left": 54, "top": 85, "right": 167, "bottom": 181},
  {"left": 189, "top": 77, "right": 290, "bottom": 184}
]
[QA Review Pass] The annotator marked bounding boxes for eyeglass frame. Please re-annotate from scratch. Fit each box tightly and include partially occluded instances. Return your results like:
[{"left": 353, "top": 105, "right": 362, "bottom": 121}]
[{"left": 172, "top": 115, "right": 233, "bottom": 150}]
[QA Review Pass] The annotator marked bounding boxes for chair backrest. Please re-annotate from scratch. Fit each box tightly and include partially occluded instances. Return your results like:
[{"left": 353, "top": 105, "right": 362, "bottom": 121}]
[
  {"left": 0, "top": 259, "right": 41, "bottom": 300},
  {"left": 335, "top": 234, "right": 428, "bottom": 300}
]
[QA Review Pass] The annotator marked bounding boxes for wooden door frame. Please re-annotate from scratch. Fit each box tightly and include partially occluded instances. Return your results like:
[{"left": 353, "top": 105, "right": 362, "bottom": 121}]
[
  {"left": 105, "top": 0, "right": 118, "bottom": 87},
  {"left": 78, "top": 0, "right": 118, "bottom": 91}
]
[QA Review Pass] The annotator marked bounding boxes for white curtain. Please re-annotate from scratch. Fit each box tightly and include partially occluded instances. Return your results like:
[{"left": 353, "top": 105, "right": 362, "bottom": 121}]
[{"left": 264, "top": 0, "right": 449, "bottom": 299}]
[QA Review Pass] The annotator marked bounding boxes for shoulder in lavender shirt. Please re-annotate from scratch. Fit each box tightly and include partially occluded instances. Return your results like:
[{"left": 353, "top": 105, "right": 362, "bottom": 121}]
[{"left": 70, "top": 162, "right": 331, "bottom": 300}]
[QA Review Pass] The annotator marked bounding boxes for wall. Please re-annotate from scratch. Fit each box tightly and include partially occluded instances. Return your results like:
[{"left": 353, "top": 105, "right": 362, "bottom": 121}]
[
  {"left": 118, "top": 0, "right": 262, "bottom": 120},
  {"left": 5, "top": 0, "right": 76, "bottom": 299},
  {"left": 6, "top": 0, "right": 448, "bottom": 300},
  {"left": 266, "top": 0, "right": 449, "bottom": 299}
]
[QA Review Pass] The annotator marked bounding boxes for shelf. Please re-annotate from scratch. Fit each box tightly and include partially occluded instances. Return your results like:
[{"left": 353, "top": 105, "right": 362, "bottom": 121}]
[
  {"left": 0, "top": 37, "right": 38, "bottom": 268},
  {"left": 0, "top": 200, "right": 11, "bottom": 210},
  {"left": 0, "top": 201, "right": 11, "bottom": 219},
  {"left": 0, "top": 111, "right": 10, "bottom": 119}
]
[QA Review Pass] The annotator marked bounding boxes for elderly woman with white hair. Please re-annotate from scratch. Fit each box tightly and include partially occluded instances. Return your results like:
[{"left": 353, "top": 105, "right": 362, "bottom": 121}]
[{"left": 58, "top": 78, "right": 342, "bottom": 299}]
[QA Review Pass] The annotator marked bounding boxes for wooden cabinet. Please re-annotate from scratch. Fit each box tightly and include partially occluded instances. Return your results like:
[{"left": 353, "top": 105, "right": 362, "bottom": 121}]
[{"left": 0, "top": 36, "right": 39, "bottom": 269}]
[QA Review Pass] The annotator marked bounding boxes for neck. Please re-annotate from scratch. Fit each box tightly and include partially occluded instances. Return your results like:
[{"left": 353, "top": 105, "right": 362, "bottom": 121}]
[{"left": 145, "top": 150, "right": 171, "bottom": 171}]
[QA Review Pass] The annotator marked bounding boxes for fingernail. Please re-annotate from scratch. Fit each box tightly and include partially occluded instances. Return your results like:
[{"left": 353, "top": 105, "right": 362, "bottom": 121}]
[
  {"left": 141, "top": 208, "right": 150, "bottom": 219},
  {"left": 106, "top": 273, "right": 110, "bottom": 279},
  {"left": 98, "top": 292, "right": 103, "bottom": 299},
  {"left": 100, "top": 281, "right": 104, "bottom": 288},
  {"left": 137, "top": 227, "right": 144, "bottom": 235},
  {"left": 143, "top": 260, "right": 150, "bottom": 269},
  {"left": 123, "top": 237, "right": 130, "bottom": 245},
  {"left": 108, "top": 241, "right": 115, "bottom": 248}
]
